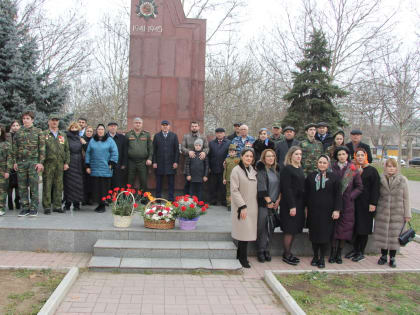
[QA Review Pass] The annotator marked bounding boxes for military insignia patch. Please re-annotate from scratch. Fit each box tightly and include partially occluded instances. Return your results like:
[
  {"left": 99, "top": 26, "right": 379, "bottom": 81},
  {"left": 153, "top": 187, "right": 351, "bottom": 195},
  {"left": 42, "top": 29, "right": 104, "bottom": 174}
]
[{"left": 136, "top": 0, "right": 158, "bottom": 20}]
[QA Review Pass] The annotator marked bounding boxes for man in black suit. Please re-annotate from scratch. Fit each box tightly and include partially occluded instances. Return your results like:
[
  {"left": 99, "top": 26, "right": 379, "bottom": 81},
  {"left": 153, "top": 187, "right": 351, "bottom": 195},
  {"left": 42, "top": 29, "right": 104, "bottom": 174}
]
[
  {"left": 346, "top": 129, "right": 373, "bottom": 163},
  {"left": 208, "top": 128, "right": 231, "bottom": 205},
  {"left": 107, "top": 122, "right": 127, "bottom": 188},
  {"left": 275, "top": 126, "right": 300, "bottom": 170},
  {"left": 152, "top": 120, "right": 179, "bottom": 201},
  {"left": 315, "top": 122, "right": 333, "bottom": 151}
]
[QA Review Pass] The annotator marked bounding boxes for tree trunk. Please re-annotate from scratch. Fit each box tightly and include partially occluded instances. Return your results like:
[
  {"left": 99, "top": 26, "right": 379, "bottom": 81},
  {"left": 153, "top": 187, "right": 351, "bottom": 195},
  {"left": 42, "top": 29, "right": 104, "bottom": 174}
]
[{"left": 407, "top": 137, "right": 414, "bottom": 162}]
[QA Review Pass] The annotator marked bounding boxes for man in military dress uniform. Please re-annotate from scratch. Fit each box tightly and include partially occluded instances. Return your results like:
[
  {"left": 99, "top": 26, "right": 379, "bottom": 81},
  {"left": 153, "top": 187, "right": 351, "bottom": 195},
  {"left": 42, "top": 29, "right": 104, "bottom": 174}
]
[
  {"left": 126, "top": 117, "right": 153, "bottom": 191},
  {"left": 300, "top": 123, "right": 323, "bottom": 176},
  {"left": 12, "top": 111, "right": 45, "bottom": 217},
  {"left": 42, "top": 114, "right": 70, "bottom": 214}
]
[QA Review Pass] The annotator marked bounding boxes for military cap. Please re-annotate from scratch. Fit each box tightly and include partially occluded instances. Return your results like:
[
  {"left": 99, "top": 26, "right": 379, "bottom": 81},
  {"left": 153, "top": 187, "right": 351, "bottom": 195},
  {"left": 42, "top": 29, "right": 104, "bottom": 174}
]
[
  {"left": 283, "top": 126, "right": 295, "bottom": 132},
  {"left": 317, "top": 122, "right": 328, "bottom": 128},
  {"left": 233, "top": 122, "right": 242, "bottom": 127},
  {"left": 48, "top": 113, "right": 60, "bottom": 120},
  {"left": 108, "top": 122, "right": 118, "bottom": 126},
  {"left": 228, "top": 144, "right": 237, "bottom": 151},
  {"left": 272, "top": 123, "right": 281, "bottom": 128},
  {"left": 350, "top": 129, "right": 363, "bottom": 135},
  {"left": 304, "top": 123, "right": 317, "bottom": 131},
  {"left": 215, "top": 127, "right": 225, "bottom": 133},
  {"left": 161, "top": 120, "right": 170, "bottom": 125}
]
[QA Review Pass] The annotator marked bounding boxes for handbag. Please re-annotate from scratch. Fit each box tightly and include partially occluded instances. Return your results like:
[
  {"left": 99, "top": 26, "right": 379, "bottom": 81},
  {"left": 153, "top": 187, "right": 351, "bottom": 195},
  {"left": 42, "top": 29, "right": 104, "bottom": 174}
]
[
  {"left": 268, "top": 207, "right": 281, "bottom": 228},
  {"left": 398, "top": 222, "right": 416, "bottom": 246}
]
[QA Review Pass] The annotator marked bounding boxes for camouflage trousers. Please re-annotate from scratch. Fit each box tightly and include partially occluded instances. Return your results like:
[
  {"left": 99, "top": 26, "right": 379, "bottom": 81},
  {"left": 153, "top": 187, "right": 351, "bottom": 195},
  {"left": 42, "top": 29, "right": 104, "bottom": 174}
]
[
  {"left": 42, "top": 161, "right": 64, "bottom": 210},
  {"left": 0, "top": 176, "right": 8, "bottom": 211},
  {"left": 225, "top": 181, "right": 231, "bottom": 206},
  {"left": 17, "top": 161, "right": 40, "bottom": 211}
]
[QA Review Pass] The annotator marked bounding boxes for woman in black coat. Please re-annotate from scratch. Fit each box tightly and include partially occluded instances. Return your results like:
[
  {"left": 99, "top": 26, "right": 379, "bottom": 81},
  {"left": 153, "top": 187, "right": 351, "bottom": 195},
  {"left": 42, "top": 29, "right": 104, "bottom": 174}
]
[
  {"left": 256, "top": 149, "right": 281, "bottom": 263},
  {"left": 305, "top": 155, "right": 342, "bottom": 268},
  {"left": 280, "top": 146, "right": 306, "bottom": 265},
  {"left": 63, "top": 122, "right": 85, "bottom": 210},
  {"left": 253, "top": 128, "right": 275, "bottom": 163},
  {"left": 346, "top": 147, "right": 380, "bottom": 262},
  {"left": 82, "top": 126, "right": 94, "bottom": 205}
]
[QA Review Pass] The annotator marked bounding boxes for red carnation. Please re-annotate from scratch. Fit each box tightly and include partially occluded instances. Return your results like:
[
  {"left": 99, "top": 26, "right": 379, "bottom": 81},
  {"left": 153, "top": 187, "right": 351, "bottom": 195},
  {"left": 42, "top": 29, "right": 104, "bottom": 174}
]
[
  {"left": 138, "top": 190, "right": 142, "bottom": 195},
  {"left": 193, "top": 196, "right": 198, "bottom": 201},
  {"left": 189, "top": 204, "right": 195, "bottom": 208},
  {"left": 101, "top": 197, "right": 106, "bottom": 201},
  {"left": 173, "top": 202, "right": 179, "bottom": 207},
  {"left": 205, "top": 204, "right": 209, "bottom": 208},
  {"left": 201, "top": 207, "right": 206, "bottom": 212},
  {"left": 106, "top": 195, "right": 111, "bottom": 199},
  {"left": 158, "top": 211, "right": 163, "bottom": 216},
  {"left": 175, "top": 196, "right": 181, "bottom": 201},
  {"left": 350, "top": 164, "right": 356, "bottom": 171},
  {"left": 124, "top": 191, "right": 130, "bottom": 196},
  {"left": 181, "top": 206, "right": 186, "bottom": 212},
  {"left": 183, "top": 197, "right": 189, "bottom": 202},
  {"left": 198, "top": 201, "right": 204, "bottom": 206},
  {"left": 108, "top": 190, "right": 113, "bottom": 194},
  {"left": 112, "top": 198, "right": 117, "bottom": 202},
  {"left": 185, "top": 194, "right": 190, "bottom": 197},
  {"left": 114, "top": 187, "right": 120, "bottom": 191},
  {"left": 134, "top": 203, "right": 138, "bottom": 208},
  {"left": 127, "top": 184, "right": 132, "bottom": 188},
  {"left": 165, "top": 207, "right": 170, "bottom": 211}
]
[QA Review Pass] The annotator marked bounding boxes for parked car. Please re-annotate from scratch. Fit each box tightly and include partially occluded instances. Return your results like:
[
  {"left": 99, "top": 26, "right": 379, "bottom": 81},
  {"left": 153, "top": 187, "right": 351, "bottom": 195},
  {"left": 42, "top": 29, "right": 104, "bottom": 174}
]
[
  {"left": 409, "top": 157, "right": 420, "bottom": 166},
  {"left": 387, "top": 156, "right": 406, "bottom": 167}
]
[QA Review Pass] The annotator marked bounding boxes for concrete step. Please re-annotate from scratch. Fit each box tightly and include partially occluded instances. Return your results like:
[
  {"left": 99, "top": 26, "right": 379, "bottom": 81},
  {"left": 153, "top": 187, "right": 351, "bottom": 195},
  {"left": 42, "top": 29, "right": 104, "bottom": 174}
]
[
  {"left": 88, "top": 256, "right": 242, "bottom": 271},
  {"left": 93, "top": 239, "right": 237, "bottom": 259}
]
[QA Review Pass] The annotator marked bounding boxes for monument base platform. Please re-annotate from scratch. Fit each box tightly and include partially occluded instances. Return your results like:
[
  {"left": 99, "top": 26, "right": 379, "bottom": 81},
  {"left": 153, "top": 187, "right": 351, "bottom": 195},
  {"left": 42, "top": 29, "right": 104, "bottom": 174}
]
[{"left": 0, "top": 206, "right": 377, "bottom": 256}]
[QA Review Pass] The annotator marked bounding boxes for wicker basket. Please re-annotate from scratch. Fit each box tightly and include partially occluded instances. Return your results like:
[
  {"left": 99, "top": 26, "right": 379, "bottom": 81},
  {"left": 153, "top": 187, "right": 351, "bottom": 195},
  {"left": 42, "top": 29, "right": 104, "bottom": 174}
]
[
  {"left": 143, "top": 198, "right": 175, "bottom": 230},
  {"left": 112, "top": 191, "right": 135, "bottom": 228}
]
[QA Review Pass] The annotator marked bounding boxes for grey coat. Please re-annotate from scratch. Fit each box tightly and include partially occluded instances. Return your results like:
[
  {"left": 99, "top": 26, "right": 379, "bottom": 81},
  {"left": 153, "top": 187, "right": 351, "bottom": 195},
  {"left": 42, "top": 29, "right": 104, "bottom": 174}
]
[{"left": 374, "top": 173, "right": 411, "bottom": 250}]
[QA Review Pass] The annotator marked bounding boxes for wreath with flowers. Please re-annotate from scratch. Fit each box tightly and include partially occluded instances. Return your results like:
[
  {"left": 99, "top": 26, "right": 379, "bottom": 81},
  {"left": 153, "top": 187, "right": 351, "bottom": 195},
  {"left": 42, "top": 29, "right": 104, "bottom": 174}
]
[{"left": 172, "top": 195, "right": 209, "bottom": 220}]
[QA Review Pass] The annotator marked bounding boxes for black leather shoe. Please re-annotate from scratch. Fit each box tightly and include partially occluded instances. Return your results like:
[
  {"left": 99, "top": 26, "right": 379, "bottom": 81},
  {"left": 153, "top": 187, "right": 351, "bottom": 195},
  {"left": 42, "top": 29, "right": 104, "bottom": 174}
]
[
  {"left": 378, "top": 255, "right": 387, "bottom": 265},
  {"left": 389, "top": 257, "right": 397, "bottom": 268},
  {"left": 352, "top": 253, "right": 365, "bottom": 262},
  {"left": 264, "top": 251, "right": 272, "bottom": 262},
  {"left": 345, "top": 249, "right": 357, "bottom": 259},
  {"left": 311, "top": 257, "right": 319, "bottom": 266},
  {"left": 282, "top": 254, "right": 299, "bottom": 266},
  {"left": 328, "top": 247, "right": 336, "bottom": 264},
  {"left": 317, "top": 259, "right": 325, "bottom": 269},
  {"left": 257, "top": 252, "right": 265, "bottom": 263},
  {"left": 335, "top": 248, "right": 343, "bottom": 264},
  {"left": 95, "top": 205, "right": 106, "bottom": 213},
  {"left": 239, "top": 258, "right": 251, "bottom": 268},
  {"left": 290, "top": 255, "right": 300, "bottom": 263}
]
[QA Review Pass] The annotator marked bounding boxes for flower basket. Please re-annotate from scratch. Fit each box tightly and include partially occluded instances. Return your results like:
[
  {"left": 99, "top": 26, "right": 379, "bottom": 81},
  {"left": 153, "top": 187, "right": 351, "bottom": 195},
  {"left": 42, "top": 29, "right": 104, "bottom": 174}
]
[
  {"left": 143, "top": 198, "right": 176, "bottom": 230},
  {"left": 113, "top": 215, "right": 133, "bottom": 228},
  {"left": 172, "top": 195, "right": 209, "bottom": 230}
]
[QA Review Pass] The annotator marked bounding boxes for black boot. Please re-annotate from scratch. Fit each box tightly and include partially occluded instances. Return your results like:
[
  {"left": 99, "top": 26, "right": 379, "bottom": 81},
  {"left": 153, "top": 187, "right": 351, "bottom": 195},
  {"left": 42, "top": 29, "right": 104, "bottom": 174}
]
[
  {"left": 311, "top": 256, "right": 319, "bottom": 266},
  {"left": 95, "top": 204, "right": 106, "bottom": 213},
  {"left": 238, "top": 241, "right": 250, "bottom": 268},
  {"left": 336, "top": 248, "right": 343, "bottom": 264},
  {"left": 328, "top": 247, "right": 336, "bottom": 264},
  {"left": 73, "top": 202, "right": 80, "bottom": 211},
  {"left": 264, "top": 251, "right": 272, "bottom": 262},
  {"left": 257, "top": 251, "right": 265, "bottom": 263}
]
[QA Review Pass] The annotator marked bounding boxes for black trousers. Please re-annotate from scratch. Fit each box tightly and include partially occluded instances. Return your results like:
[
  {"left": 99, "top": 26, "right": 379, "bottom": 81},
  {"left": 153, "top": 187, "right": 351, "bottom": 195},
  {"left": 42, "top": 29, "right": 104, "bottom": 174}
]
[
  {"left": 111, "top": 166, "right": 126, "bottom": 189},
  {"left": 156, "top": 174, "right": 175, "bottom": 201},
  {"left": 208, "top": 172, "right": 226, "bottom": 204},
  {"left": 91, "top": 177, "right": 111, "bottom": 205},
  {"left": 190, "top": 182, "right": 203, "bottom": 201}
]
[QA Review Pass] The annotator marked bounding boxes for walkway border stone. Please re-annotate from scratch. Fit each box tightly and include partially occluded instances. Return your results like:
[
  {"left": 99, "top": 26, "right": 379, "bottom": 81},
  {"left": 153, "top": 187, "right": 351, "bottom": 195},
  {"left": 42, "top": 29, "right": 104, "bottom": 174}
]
[{"left": 38, "top": 267, "right": 79, "bottom": 315}]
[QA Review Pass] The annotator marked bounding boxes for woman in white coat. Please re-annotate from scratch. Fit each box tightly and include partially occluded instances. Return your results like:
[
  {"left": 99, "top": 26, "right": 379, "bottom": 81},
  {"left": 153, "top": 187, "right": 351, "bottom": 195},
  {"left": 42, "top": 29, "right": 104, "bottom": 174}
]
[{"left": 231, "top": 148, "right": 258, "bottom": 268}]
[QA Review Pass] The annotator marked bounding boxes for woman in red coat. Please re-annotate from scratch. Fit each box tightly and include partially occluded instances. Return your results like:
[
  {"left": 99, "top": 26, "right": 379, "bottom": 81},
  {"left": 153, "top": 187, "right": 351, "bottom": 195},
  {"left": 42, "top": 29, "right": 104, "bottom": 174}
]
[{"left": 330, "top": 146, "right": 363, "bottom": 264}]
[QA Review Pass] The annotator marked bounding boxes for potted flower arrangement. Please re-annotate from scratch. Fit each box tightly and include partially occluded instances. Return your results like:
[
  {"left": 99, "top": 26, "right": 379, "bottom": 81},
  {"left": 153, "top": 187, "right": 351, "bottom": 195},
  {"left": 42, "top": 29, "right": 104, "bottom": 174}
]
[
  {"left": 172, "top": 195, "right": 209, "bottom": 230},
  {"left": 141, "top": 195, "right": 177, "bottom": 230},
  {"left": 103, "top": 184, "right": 145, "bottom": 228}
]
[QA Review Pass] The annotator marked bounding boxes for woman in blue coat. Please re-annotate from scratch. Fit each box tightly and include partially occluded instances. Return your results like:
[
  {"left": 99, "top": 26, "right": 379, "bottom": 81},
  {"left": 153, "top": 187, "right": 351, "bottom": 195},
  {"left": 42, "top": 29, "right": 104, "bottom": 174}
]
[{"left": 85, "top": 124, "right": 118, "bottom": 213}]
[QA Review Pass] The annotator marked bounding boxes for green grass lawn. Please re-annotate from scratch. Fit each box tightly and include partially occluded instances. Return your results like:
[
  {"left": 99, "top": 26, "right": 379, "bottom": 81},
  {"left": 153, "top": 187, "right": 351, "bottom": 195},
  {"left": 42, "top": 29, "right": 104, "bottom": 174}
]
[
  {"left": 277, "top": 272, "right": 420, "bottom": 315},
  {"left": 373, "top": 163, "right": 420, "bottom": 181},
  {"left": 411, "top": 212, "right": 420, "bottom": 233}
]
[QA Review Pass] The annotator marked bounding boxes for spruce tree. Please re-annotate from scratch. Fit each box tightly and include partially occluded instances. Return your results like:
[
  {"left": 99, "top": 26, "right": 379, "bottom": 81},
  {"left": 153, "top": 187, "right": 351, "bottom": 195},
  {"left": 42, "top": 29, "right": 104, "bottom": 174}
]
[
  {"left": 0, "top": 0, "right": 69, "bottom": 130},
  {"left": 282, "top": 29, "right": 347, "bottom": 134}
]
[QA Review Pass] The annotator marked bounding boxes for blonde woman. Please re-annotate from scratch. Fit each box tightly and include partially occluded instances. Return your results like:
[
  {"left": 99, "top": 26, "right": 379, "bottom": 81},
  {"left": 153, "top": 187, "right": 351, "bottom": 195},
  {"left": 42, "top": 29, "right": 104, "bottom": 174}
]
[
  {"left": 63, "top": 122, "right": 85, "bottom": 211},
  {"left": 280, "top": 146, "right": 306, "bottom": 265},
  {"left": 375, "top": 158, "right": 411, "bottom": 268}
]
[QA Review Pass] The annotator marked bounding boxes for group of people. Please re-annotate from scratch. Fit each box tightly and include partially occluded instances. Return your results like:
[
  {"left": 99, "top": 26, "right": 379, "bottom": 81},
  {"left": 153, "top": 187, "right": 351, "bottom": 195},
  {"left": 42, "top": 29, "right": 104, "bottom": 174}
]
[
  {"left": 226, "top": 122, "right": 411, "bottom": 270},
  {"left": 0, "top": 114, "right": 412, "bottom": 270}
]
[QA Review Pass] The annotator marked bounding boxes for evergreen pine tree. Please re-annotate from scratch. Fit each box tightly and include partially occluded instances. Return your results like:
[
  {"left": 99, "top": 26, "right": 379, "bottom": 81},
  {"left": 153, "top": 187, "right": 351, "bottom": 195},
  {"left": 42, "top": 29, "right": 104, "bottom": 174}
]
[
  {"left": 282, "top": 29, "right": 347, "bottom": 134},
  {"left": 0, "top": 0, "right": 69, "bottom": 130}
]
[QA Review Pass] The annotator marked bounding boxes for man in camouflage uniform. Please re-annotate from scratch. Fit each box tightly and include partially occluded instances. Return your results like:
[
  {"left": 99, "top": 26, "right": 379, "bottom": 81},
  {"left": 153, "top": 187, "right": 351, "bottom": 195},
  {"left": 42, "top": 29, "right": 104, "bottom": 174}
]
[
  {"left": 0, "top": 127, "right": 13, "bottom": 216},
  {"left": 12, "top": 111, "right": 45, "bottom": 217},
  {"left": 223, "top": 144, "right": 240, "bottom": 211},
  {"left": 126, "top": 117, "right": 153, "bottom": 191},
  {"left": 300, "top": 123, "right": 323, "bottom": 176},
  {"left": 42, "top": 114, "right": 70, "bottom": 214}
]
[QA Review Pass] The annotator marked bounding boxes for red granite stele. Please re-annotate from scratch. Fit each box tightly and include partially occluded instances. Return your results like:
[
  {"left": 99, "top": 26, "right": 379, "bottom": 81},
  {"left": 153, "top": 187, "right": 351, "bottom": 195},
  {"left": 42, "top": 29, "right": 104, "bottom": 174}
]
[{"left": 127, "top": 0, "right": 206, "bottom": 190}]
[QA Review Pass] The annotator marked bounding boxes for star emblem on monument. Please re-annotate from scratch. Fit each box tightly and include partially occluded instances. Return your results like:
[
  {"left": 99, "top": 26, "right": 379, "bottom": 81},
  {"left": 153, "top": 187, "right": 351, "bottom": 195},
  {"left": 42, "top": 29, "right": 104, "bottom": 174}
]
[{"left": 136, "top": 0, "right": 158, "bottom": 20}]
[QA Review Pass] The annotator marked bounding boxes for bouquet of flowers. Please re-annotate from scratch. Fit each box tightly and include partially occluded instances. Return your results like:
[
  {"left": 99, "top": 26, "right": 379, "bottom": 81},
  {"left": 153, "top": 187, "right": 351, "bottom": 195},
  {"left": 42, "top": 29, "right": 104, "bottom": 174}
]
[
  {"left": 103, "top": 184, "right": 147, "bottom": 217},
  {"left": 143, "top": 202, "right": 175, "bottom": 222},
  {"left": 172, "top": 195, "right": 209, "bottom": 220}
]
